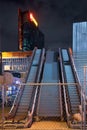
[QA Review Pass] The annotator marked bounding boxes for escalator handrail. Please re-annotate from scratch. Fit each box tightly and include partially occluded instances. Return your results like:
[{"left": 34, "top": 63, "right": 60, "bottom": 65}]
[
  {"left": 68, "top": 48, "right": 81, "bottom": 85},
  {"left": 6, "top": 47, "right": 37, "bottom": 119},
  {"left": 25, "top": 47, "right": 37, "bottom": 82},
  {"left": 68, "top": 48, "right": 81, "bottom": 96},
  {"left": 24, "top": 49, "right": 45, "bottom": 127},
  {"left": 69, "top": 49, "right": 87, "bottom": 111},
  {"left": 31, "top": 48, "right": 45, "bottom": 115},
  {"left": 61, "top": 48, "right": 75, "bottom": 114},
  {"left": 59, "top": 48, "right": 70, "bottom": 121}
]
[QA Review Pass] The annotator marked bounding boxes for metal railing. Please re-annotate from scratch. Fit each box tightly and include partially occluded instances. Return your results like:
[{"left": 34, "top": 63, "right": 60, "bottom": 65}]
[{"left": 0, "top": 82, "right": 80, "bottom": 128}]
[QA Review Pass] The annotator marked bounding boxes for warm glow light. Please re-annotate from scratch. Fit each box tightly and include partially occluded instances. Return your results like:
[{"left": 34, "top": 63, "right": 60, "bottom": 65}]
[{"left": 30, "top": 13, "right": 38, "bottom": 27}]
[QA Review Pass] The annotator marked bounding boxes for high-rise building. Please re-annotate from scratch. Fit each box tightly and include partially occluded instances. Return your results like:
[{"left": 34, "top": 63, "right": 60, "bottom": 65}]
[{"left": 18, "top": 8, "right": 44, "bottom": 51}]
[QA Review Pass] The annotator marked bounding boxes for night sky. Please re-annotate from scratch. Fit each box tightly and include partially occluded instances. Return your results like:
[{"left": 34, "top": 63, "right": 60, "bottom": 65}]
[{"left": 0, "top": 0, "right": 87, "bottom": 51}]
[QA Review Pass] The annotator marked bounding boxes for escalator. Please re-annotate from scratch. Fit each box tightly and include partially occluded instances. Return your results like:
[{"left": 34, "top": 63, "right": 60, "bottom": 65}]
[
  {"left": 59, "top": 48, "right": 81, "bottom": 128},
  {"left": 4, "top": 48, "right": 82, "bottom": 129},
  {"left": 5, "top": 48, "right": 45, "bottom": 125},
  {"left": 36, "top": 50, "right": 63, "bottom": 120}
]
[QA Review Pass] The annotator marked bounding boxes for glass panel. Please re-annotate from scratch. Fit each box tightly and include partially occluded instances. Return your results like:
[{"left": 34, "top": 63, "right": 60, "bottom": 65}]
[{"left": 73, "top": 22, "right": 87, "bottom": 53}]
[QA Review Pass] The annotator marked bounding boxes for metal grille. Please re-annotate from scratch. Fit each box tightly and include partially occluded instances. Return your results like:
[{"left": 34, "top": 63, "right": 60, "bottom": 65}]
[{"left": 2, "top": 57, "right": 31, "bottom": 72}]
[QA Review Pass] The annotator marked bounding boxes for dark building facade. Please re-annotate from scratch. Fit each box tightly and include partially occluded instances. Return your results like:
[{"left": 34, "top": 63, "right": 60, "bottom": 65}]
[{"left": 18, "top": 9, "right": 44, "bottom": 51}]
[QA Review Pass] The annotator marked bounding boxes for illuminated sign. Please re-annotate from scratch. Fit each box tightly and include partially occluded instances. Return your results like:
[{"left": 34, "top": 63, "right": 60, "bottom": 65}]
[{"left": 29, "top": 13, "right": 38, "bottom": 27}]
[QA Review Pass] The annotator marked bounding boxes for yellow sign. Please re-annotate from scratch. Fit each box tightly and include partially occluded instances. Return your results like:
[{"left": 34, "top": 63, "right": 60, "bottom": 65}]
[{"left": 30, "top": 13, "right": 38, "bottom": 27}]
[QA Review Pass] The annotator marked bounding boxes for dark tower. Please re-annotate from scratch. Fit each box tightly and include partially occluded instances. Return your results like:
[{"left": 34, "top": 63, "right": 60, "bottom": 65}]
[{"left": 18, "top": 8, "right": 44, "bottom": 51}]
